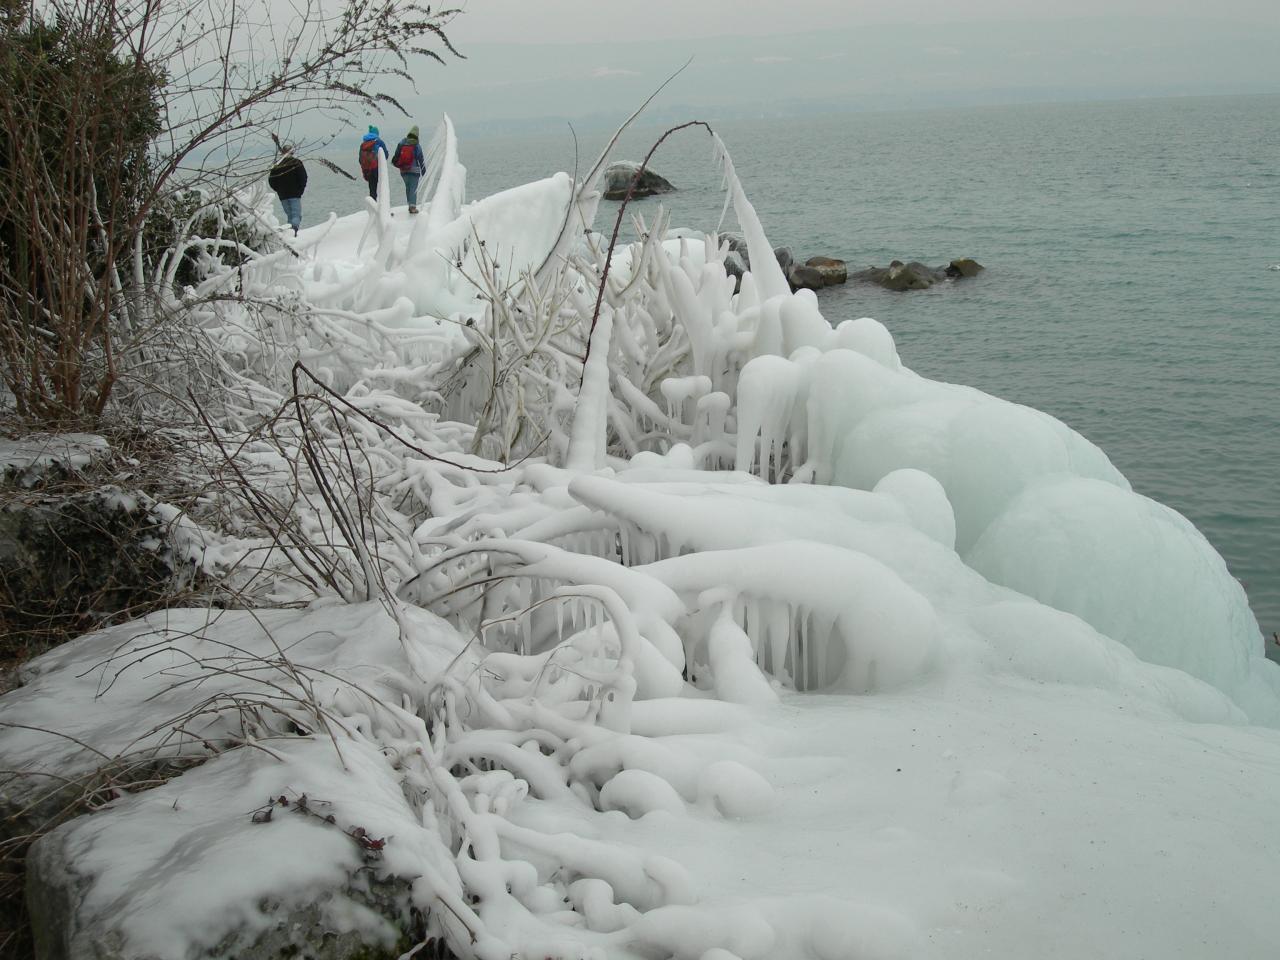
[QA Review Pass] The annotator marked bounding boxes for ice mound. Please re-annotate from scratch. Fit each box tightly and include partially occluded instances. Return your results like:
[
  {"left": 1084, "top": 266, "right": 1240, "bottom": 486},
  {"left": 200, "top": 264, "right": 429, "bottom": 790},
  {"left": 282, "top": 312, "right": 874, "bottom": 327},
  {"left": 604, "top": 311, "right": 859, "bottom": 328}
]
[{"left": 969, "top": 477, "right": 1279, "bottom": 722}]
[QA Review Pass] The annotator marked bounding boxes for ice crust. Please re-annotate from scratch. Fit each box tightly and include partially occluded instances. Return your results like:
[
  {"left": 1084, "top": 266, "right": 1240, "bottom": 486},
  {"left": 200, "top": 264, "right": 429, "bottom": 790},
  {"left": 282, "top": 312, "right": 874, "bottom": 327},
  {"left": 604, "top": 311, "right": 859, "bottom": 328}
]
[{"left": 3, "top": 117, "right": 1279, "bottom": 960}]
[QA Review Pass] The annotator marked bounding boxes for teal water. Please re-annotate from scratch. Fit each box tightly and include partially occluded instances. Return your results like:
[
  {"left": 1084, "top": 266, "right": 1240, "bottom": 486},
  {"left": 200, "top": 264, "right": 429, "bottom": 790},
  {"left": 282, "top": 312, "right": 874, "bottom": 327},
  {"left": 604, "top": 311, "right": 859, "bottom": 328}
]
[{"left": 300, "top": 95, "right": 1280, "bottom": 653}]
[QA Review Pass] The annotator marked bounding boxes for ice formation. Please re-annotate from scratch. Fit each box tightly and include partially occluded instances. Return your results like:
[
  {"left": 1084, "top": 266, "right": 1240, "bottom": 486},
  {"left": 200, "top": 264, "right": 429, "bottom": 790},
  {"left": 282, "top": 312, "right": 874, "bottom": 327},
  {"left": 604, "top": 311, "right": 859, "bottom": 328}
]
[{"left": 3, "top": 117, "right": 1280, "bottom": 960}]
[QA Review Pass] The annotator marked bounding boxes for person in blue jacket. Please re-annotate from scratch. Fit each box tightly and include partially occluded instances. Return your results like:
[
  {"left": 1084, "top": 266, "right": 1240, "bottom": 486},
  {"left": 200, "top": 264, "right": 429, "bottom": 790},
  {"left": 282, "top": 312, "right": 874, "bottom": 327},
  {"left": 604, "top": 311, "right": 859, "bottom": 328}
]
[
  {"left": 358, "top": 126, "right": 389, "bottom": 200},
  {"left": 391, "top": 126, "right": 427, "bottom": 214}
]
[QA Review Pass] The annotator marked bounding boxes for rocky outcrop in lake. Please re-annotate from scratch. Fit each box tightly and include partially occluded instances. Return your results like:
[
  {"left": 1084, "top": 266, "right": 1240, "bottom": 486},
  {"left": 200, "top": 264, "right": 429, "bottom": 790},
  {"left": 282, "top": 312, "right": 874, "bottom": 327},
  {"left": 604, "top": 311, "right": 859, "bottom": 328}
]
[
  {"left": 715, "top": 237, "right": 983, "bottom": 294},
  {"left": 851, "top": 258, "right": 985, "bottom": 291},
  {"left": 721, "top": 237, "right": 850, "bottom": 292},
  {"left": 794, "top": 256, "right": 848, "bottom": 289},
  {"left": 601, "top": 162, "right": 676, "bottom": 200}
]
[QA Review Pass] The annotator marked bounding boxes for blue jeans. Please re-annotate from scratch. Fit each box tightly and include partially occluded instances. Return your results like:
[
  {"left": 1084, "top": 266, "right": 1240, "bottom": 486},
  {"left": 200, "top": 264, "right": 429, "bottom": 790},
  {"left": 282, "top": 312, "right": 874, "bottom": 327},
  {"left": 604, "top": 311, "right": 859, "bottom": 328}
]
[
  {"left": 402, "top": 172, "right": 421, "bottom": 207},
  {"left": 280, "top": 196, "right": 302, "bottom": 231}
]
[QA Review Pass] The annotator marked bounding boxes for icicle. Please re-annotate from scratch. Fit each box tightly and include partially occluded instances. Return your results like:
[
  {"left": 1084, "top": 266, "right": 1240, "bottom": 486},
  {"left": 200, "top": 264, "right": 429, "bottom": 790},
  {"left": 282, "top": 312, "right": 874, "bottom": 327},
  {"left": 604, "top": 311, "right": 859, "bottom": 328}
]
[
  {"left": 520, "top": 598, "right": 533, "bottom": 656},
  {"left": 792, "top": 604, "right": 810, "bottom": 690},
  {"left": 810, "top": 611, "right": 837, "bottom": 689},
  {"left": 566, "top": 312, "right": 615, "bottom": 472},
  {"left": 744, "top": 596, "right": 761, "bottom": 656},
  {"left": 712, "top": 132, "right": 789, "bottom": 301},
  {"left": 824, "top": 616, "right": 843, "bottom": 690},
  {"left": 767, "top": 601, "right": 789, "bottom": 681}
]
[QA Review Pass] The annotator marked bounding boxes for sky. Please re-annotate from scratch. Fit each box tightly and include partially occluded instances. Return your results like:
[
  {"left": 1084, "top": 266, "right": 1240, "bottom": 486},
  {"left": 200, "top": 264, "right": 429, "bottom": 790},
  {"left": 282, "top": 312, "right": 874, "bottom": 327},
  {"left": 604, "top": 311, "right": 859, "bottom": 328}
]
[
  {"left": 362, "top": 0, "right": 1280, "bottom": 134},
  {"left": 444, "top": 0, "right": 1280, "bottom": 45}
]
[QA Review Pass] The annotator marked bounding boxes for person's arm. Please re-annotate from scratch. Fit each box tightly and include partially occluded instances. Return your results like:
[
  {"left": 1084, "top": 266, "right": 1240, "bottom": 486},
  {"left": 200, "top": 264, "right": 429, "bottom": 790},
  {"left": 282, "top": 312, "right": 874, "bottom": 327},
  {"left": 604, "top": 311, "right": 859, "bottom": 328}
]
[{"left": 298, "top": 161, "right": 308, "bottom": 192}]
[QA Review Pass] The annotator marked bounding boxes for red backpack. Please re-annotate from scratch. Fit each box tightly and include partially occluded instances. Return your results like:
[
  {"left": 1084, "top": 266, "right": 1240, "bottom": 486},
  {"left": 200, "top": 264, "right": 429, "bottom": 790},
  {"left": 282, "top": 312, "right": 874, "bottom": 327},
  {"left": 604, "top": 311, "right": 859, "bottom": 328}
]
[
  {"left": 392, "top": 142, "right": 416, "bottom": 171},
  {"left": 359, "top": 140, "right": 379, "bottom": 174}
]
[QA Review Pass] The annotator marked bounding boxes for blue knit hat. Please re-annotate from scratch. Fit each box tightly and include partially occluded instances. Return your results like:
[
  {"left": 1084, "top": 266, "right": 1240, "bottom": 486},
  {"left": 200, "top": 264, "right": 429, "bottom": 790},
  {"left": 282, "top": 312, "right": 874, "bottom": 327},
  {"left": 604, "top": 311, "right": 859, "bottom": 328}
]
[{"left": 368, "top": 125, "right": 379, "bottom": 136}]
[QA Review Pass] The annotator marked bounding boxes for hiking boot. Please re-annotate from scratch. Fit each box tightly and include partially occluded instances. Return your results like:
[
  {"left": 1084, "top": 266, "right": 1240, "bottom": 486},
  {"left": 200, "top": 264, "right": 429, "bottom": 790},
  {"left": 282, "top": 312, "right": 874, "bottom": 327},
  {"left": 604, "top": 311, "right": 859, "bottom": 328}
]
[{"left": 409, "top": 205, "right": 419, "bottom": 215}]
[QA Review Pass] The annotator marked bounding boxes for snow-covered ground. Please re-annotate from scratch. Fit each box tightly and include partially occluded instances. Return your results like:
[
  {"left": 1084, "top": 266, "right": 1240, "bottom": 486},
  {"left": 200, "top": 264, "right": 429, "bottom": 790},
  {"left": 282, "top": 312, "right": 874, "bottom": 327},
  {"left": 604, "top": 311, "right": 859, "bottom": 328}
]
[{"left": 3, "top": 117, "right": 1279, "bottom": 960}]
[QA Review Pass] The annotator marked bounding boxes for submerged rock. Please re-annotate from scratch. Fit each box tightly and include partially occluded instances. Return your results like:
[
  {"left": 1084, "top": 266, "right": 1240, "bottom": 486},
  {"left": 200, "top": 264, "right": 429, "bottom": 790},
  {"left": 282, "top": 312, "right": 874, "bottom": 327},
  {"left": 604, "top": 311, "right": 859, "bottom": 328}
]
[
  {"left": 601, "top": 161, "right": 676, "bottom": 200},
  {"left": 851, "top": 257, "right": 984, "bottom": 291},
  {"left": 945, "top": 257, "right": 985, "bottom": 278},
  {"left": 850, "top": 260, "right": 938, "bottom": 291}
]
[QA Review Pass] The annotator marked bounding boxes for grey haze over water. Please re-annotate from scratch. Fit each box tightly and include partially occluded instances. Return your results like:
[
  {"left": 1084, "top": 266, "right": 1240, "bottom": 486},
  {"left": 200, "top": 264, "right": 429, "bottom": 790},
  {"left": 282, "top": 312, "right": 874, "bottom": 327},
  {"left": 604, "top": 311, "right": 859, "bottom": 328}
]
[
  {"left": 300, "top": 93, "right": 1280, "bottom": 658},
  {"left": 299, "top": 14, "right": 1280, "bottom": 140}
]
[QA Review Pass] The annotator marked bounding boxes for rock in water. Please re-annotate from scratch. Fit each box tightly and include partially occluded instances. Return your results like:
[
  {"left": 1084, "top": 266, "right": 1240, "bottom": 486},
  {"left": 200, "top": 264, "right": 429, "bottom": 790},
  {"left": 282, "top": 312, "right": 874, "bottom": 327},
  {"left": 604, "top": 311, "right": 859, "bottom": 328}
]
[
  {"left": 890, "top": 261, "right": 945, "bottom": 290},
  {"left": 716, "top": 241, "right": 848, "bottom": 292},
  {"left": 851, "top": 260, "right": 942, "bottom": 291},
  {"left": 804, "top": 256, "right": 848, "bottom": 286},
  {"left": 772, "top": 245, "right": 795, "bottom": 276},
  {"left": 945, "top": 257, "right": 985, "bottom": 278},
  {"left": 850, "top": 258, "right": 983, "bottom": 291},
  {"left": 788, "top": 264, "right": 827, "bottom": 291},
  {"left": 718, "top": 232, "right": 750, "bottom": 262},
  {"left": 601, "top": 162, "right": 676, "bottom": 200},
  {"left": 723, "top": 250, "right": 748, "bottom": 289}
]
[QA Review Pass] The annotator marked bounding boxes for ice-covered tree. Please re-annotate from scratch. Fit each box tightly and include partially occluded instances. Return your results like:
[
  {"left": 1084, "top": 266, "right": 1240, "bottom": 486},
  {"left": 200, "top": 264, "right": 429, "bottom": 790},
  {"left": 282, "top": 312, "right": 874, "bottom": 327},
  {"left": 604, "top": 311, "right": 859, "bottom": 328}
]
[{"left": 0, "top": 0, "right": 460, "bottom": 423}]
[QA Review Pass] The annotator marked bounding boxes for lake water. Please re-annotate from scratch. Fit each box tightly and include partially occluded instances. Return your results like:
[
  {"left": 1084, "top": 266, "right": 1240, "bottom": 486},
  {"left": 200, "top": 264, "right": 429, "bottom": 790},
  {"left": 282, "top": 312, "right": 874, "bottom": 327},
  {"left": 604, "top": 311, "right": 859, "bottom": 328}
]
[{"left": 297, "top": 95, "right": 1280, "bottom": 656}]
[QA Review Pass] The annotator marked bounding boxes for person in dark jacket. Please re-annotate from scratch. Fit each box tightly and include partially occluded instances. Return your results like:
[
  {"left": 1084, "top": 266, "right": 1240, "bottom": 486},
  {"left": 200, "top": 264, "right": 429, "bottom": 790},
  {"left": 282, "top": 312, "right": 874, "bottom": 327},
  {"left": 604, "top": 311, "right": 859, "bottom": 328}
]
[
  {"left": 267, "top": 145, "right": 307, "bottom": 236},
  {"left": 358, "top": 126, "right": 390, "bottom": 201},
  {"left": 391, "top": 125, "right": 427, "bottom": 214}
]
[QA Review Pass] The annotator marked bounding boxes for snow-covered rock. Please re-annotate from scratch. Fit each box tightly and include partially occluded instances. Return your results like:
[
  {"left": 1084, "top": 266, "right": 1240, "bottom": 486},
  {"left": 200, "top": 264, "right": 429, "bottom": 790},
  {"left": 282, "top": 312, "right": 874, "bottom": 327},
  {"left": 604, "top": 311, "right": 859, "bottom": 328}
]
[
  {"left": 26, "top": 738, "right": 429, "bottom": 960},
  {"left": 0, "top": 603, "right": 461, "bottom": 834}
]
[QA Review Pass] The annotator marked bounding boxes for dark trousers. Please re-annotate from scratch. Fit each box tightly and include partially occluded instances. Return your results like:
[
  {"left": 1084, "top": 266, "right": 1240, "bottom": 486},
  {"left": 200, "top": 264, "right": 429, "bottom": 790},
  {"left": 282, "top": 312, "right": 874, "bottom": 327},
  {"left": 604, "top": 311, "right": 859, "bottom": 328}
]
[{"left": 365, "top": 172, "right": 378, "bottom": 200}]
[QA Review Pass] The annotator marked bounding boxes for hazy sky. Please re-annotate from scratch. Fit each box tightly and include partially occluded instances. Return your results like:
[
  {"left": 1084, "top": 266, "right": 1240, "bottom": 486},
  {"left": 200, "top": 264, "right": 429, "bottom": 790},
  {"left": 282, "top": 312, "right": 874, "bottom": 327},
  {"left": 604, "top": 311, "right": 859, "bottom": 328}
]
[
  {"left": 290, "top": 2, "right": 1280, "bottom": 139},
  {"left": 372, "top": 2, "right": 1279, "bottom": 134},
  {"left": 445, "top": 0, "right": 1280, "bottom": 45}
]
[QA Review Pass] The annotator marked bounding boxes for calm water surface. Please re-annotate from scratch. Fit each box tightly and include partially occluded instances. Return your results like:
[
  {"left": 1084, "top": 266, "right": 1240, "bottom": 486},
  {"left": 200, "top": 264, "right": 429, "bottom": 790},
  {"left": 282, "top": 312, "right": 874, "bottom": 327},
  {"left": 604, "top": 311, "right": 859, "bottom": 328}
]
[{"left": 301, "top": 95, "right": 1280, "bottom": 653}]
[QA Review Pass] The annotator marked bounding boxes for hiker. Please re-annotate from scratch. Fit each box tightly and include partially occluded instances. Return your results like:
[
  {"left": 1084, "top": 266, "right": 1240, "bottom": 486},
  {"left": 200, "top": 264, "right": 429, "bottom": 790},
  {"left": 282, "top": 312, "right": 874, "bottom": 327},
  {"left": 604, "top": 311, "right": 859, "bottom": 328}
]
[
  {"left": 358, "top": 126, "right": 389, "bottom": 200},
  {"left": 267, "top": 144, "right": 307, "bottom": 236},
  {"left": 392, "top": 125, "right": 427, "bottom": 214}
]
